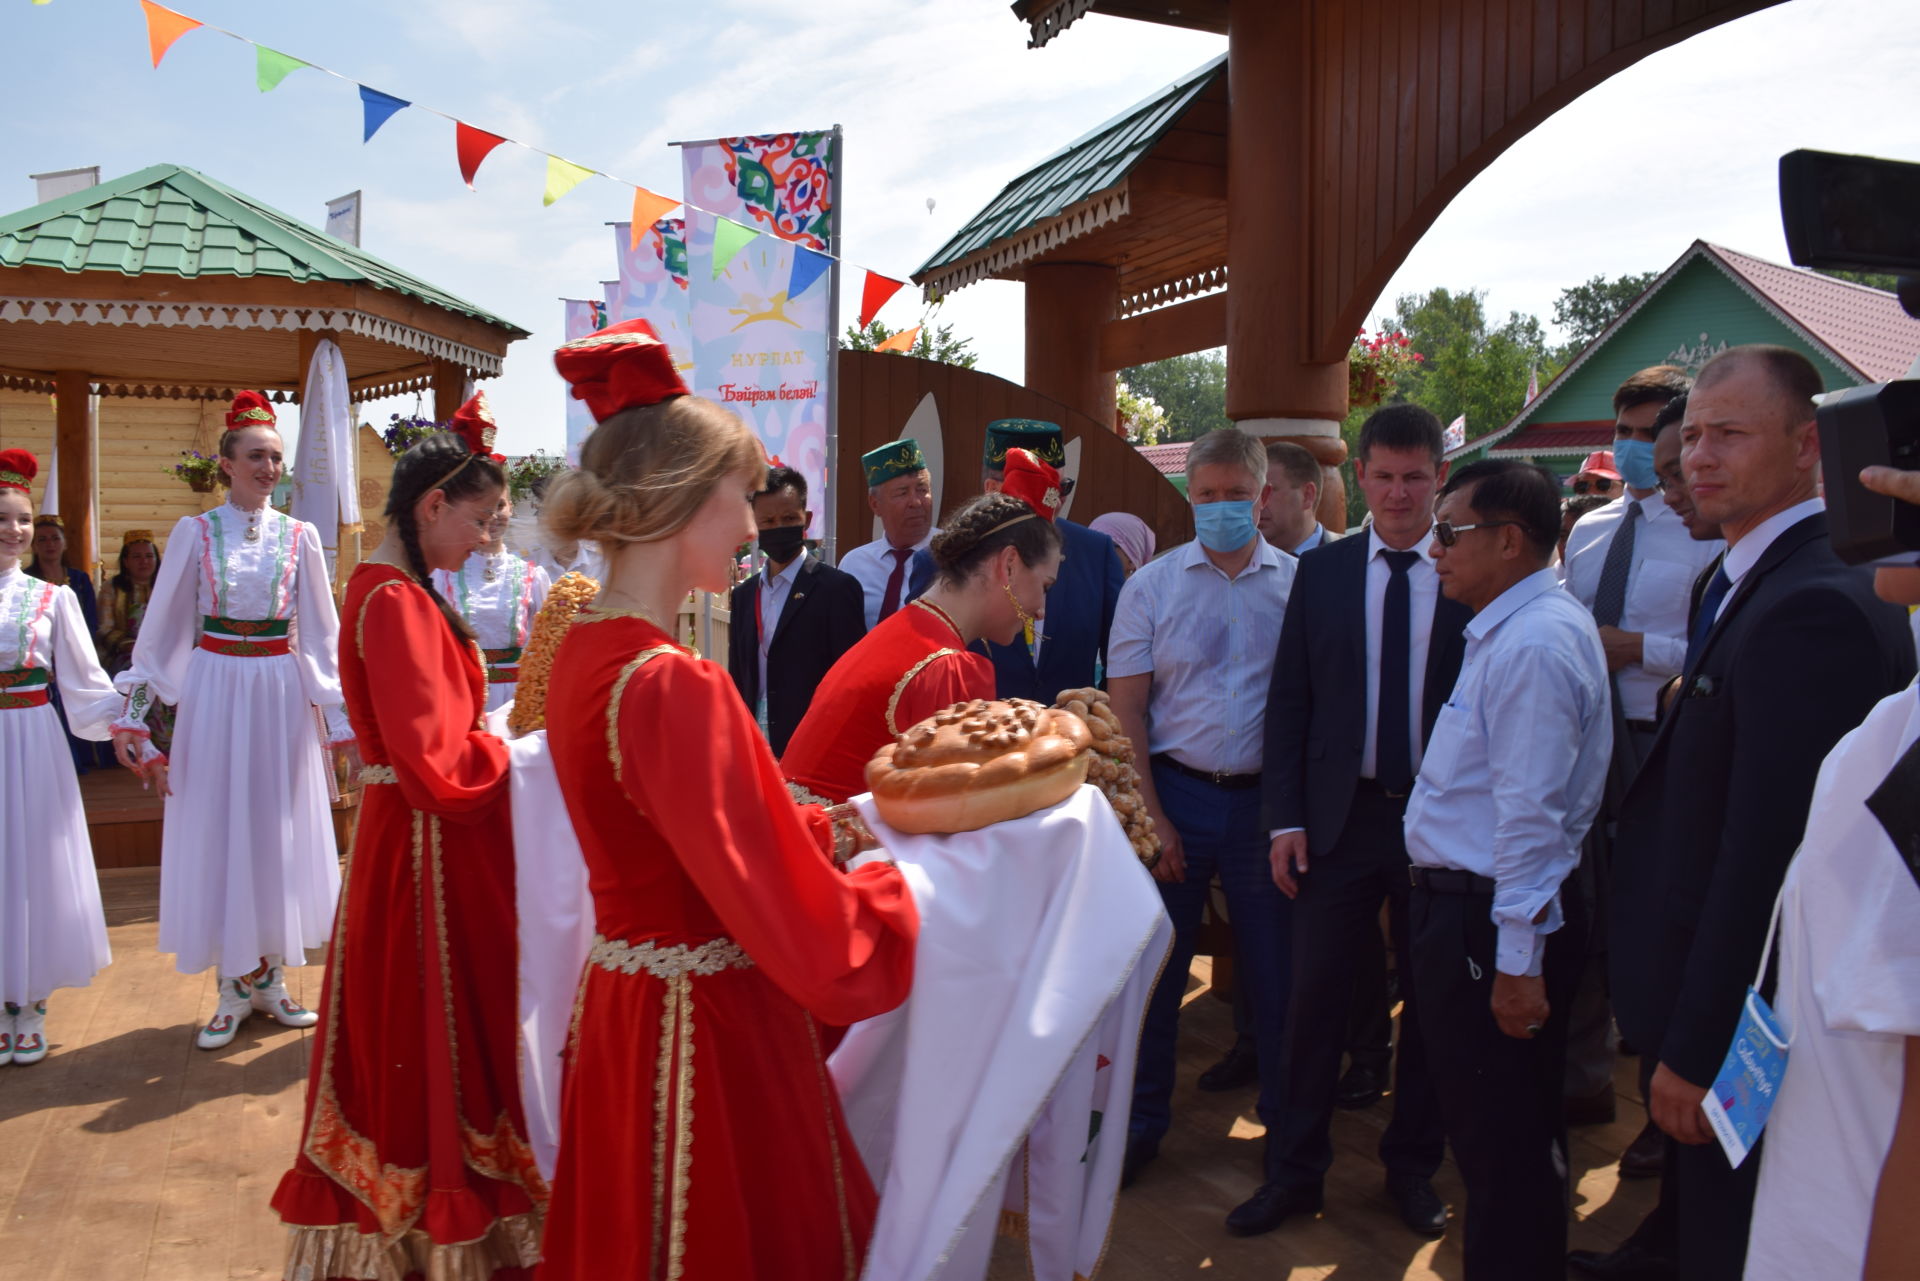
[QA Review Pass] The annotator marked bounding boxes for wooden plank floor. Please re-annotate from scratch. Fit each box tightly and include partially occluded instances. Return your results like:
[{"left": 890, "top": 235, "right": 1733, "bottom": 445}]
[{"left": 0, "top": 870, "right": 1652, "bottom": 1280}]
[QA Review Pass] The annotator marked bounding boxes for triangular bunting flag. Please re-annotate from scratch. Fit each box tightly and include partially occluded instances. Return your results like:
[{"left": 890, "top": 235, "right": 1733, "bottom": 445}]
[
  {"left": 543, "top": 156, "right": 595, "bottom": 206},
  {"left": 629, "top": 188, "right": 679, "bottom": 250},
  {"left": 787, "top": 246, "right": 831, "bottom": 302},
  {"left": 139, "top": 0, "right": 202, "bottom": 68},
  {"left": 711, "top": 217, "right": 759, "bottom": 279},
  {"left": 255, "top": 45, "right": 309, "bottom": 92},
  {"left": 858, "top": 270, "right": 905, "bottom": 329},
  {"left": 455, "top": 123, "right": 509, "bottom": 189},
  {"left": 874, "top": 325, "right": 921, "bottom": 354},
  {"left": 359, "top": 86, "right": 409, "bottom": 142}
]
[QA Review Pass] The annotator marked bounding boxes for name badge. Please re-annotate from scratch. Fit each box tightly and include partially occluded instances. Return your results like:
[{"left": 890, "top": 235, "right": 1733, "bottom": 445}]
[{"left": 1700, "top": 986, "right": 1789, "bottom": 1168}]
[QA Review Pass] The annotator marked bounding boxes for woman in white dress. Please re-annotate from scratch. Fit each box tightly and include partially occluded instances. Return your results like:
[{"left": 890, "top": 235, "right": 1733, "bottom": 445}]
[
  {"left": 0, "top": 449, "right": 124, "bottom": 1065},
  {"left": 109, "top": 391, "right": 354, "bottom": 1050},
  {"left": 433, "top": 487, "right": 551, "bottom": 712}
]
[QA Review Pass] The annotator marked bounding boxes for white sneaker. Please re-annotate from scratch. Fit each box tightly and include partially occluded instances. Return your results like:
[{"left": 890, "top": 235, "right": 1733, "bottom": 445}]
[
  {"left": 196, "top": 976, "right": 255, "bottom": 1050},
  {"left": 0, "top": 1004, "right": 15, "bottom": 1066},
  {"left": 249, "top": 963, "right": 318, "bottom": 1029},
  {"left": 11, "top": 1003, "right": 47, "bottom": 1066}
]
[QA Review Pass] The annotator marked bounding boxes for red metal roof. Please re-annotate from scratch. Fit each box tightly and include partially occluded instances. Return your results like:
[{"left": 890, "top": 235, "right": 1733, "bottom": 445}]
[
  {"left": 1137, "top": 441, "right": 1190, "bottom": 476},
  {"left": 1488, "top": 421, "right": 1614, "bottom": 456},
  {"left": 1709, "top": 243, "right": 1920, "bottom": 383}
]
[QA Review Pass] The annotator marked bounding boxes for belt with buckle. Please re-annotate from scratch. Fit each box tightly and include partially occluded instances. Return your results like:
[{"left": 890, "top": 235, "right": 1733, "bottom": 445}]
[
  {"left": 1355, "top": 776, "right": 1413, "bottom": 800},
  {"left": 1150, "top": 753, "right": 1262, "bottom": 790},
  {"left": 1409, "top": 866, "right": 1498, "bottom": 895}
]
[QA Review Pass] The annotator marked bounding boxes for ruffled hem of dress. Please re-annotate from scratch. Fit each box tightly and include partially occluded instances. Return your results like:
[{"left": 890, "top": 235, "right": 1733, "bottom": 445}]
[{"left": 280, "top": 1209, "right": 542, "bottom": 1281}]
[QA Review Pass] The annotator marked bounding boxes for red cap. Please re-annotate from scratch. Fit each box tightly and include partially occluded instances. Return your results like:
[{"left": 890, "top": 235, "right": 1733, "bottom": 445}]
[
  {"left": 553, "top": 319, "right": 688, "bottom": 423},
  {"left": 449, "top": 390, "right": 505, "bottom": 462},
  {"left": 1576, "top": 449, "right": 1619, "bottom": 481},
  {"left": 225, "top": 390, "right": 278, "bottom": 432},
  {"left": 0, "top": 448, "right": 38, "bottom": 492},
  {"left": 1000, "top": 448, "right": 1062, "bottom": 522}
]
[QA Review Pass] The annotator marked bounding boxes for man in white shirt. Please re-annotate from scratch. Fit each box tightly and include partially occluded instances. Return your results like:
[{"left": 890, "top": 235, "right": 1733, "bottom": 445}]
[
  {"left": 1260, "top": 440, "right": 1328, "bottom": 555},
  {"left": 1406, "top": 459, "right": 1612, "bottom": 1281},
  {"left": 837, "top": 438, "right": 936, "bottom": 630},
  {"left": 1107, "top": 427, "right": 1297, "bottom": 1193}
]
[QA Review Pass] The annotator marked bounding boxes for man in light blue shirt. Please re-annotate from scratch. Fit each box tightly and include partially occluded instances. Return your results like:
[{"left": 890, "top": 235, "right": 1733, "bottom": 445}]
[
  {"left": 1404, "top": 459, "right": 1610, "bottom": 1280},
  {"left": 1108, "top": 427, "right": 1297, "bottom": 1195}
]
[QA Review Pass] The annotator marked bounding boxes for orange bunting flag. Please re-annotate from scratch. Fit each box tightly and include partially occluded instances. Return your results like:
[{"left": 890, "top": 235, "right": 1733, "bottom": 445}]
[
  {"left": 874, "top": 326, "right": 921, "bottom": 353},
  {"left": 858, "top": 270, "right": 905, "bottom": 330},
  {"left": 628, "top": 187, "right": 680, "bottom": 250},
  {"left": 456, "top": 122, "right": 509, "bottom": 189},
  {"left": 140, "top": 0, "right": 202, "bottom": 68}
]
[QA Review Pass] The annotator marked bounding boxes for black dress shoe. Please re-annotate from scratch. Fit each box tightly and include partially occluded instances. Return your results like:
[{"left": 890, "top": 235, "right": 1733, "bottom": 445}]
[
  {"left": 1225, "top": 1181, "right": 1322, "bottom": 1236},
  {"left": 1334, "top": 1063, "right": 1385, "bottom": 1110},
  {"left": 1618, "top": 1119, "right": 1667, "bottom": 1179},
  {"left": 1197, "top": 1038, "right": 1259, "bottom": 1092},
  {"left": 1383, "top": 1173, "right": 1447, "bottom": 1237},
  {"left": 1120, "top": 1136, "right": 1158, "bottom": 1189},
  {"left": 1566, "top": 1243, "right": 1678, "bottom": 1279}
]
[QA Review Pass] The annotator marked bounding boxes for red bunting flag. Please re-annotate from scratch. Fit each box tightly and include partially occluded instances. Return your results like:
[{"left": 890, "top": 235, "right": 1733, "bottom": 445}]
[
  {"left": 140, "top": 0, "right": 202, "bottom": 68},
  {"left": 858, "top": 270, "right": 905, "bottom": 330},
  {"left": 456, "top": 123, "right": 508, "bottom": 189},
  {"left": 874, "top": 325, "right": 921, "bottom": 353}
]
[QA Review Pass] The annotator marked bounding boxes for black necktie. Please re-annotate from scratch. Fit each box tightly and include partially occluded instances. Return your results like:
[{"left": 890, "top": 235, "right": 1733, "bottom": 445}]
[
  {"left": 1686, "top": 565, "right": 1733, "bottom": 671},
  {"left": 1377, "top": 550, "right": 1420, "bottom": 794},
  {"left": 1592, "top": 502, "right": 1641, "bottom": 628}
]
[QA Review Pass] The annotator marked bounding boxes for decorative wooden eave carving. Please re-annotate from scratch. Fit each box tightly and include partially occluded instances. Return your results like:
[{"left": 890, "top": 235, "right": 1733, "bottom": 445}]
[{"left": 919, "top": 186, "right": 1131, "bottom": 300}]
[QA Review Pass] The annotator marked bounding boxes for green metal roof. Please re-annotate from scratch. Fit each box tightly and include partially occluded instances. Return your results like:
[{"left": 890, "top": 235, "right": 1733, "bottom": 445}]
[
  {"left": 915, "top": 54, "right": 1225, "bottom": 282},
  {"left": 0, "top": 163, "right": 526, "bottom": 335}
]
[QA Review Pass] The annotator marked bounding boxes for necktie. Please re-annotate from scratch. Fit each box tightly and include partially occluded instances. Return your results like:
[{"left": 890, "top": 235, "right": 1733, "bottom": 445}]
[
  {"left": 1376, "top": 550, "right": 1419, "bottom": 794},
  {"left": 1591, "top": 501, "right": 1641, "bottom": 628},
  {"left": 878, "top": 547, "right": 911, "bottom": 621},
  {"left": 1686, "top": 564, "right": 1732, "bottom": 672}
]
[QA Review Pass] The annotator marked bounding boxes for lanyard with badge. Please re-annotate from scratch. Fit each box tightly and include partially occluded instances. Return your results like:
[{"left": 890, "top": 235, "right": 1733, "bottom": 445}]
[{"left": 1701, "top": 884, "right": 1791, "bottom": 1167}]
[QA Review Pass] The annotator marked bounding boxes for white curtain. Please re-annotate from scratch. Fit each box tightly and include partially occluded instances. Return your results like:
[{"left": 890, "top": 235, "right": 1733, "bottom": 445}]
[{"left": 290, "top": 338, "right": 358, "bottom": 575}]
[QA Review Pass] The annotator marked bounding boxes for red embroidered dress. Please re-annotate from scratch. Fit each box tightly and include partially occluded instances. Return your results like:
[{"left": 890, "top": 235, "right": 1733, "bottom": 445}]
[
  {"left": 779, "top": 598, "right": 996, "bottom": 804},
  {"left": 272, "top": 565, "right": 544, "bottom": 1279},
  {"left": 537, "top": 610, "right": 918, "bottom": 1281}
]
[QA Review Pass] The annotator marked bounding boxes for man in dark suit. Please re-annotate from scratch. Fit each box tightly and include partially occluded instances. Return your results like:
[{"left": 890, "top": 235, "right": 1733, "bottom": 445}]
[
  {"left": 1235, "top": 405, "right": 1468, "bottom": 1238},
  {"left": 1604, "top": 346, "right": 1916, "bottom": 1281},
  {"left": 909, "top": 418, "right": 1125, "bottom": 702},
  {"left": 727, "top": 465, "right": 866, "bottom": 756}
]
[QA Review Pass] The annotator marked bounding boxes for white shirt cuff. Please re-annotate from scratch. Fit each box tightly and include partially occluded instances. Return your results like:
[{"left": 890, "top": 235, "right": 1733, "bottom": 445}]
[{"left": 1497, "top": 921, "right": 1546, "bottom": 978}]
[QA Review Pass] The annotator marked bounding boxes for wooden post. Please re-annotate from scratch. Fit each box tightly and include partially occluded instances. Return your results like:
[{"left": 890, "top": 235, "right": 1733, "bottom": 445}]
[
  {"left": 1025, "top": 263, "right": 1119, "bottom": 433},
  {"left": 431, "top": 360, "right": 467, "bottom": 424},
  {"left": 1226, "top": 2, "right": 1351, "bottom": 531},
  {"left": 53, "top": 370, "right": 95, "bottom": 573}
]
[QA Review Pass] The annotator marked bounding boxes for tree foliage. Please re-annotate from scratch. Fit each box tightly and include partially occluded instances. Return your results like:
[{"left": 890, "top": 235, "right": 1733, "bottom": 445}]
[
  {"left": 1817, "top": 267, "right": 1902, "bottom": 292},
  {"left": 1551, "top": 271, "right": 1660, "bottom": 360},
  {"left": 841, "top": 305, "right": 979, "bottom": 368},
  {"left": 1117, "top": 350, "right": 1231, "bottom": 443}
]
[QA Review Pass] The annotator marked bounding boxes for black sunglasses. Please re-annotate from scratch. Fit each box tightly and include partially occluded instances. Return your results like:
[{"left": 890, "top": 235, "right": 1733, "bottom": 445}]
[
  {"left": 1571, "top": 477, "right": 1615, "bottom": 494},
  {"left": 1433, "top": 520, "right": 1518, "bottom": 548}
]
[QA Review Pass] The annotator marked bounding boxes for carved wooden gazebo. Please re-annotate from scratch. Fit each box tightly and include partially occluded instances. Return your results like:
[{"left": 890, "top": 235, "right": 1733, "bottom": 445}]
[{"left": 921, "top": 0, "right": 1785, "bottom": 526}]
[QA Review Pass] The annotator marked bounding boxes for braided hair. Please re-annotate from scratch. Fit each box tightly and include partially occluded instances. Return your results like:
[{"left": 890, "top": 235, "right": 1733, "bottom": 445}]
[
  {"left": 386, "top": 432, "right": 507, "bottom": 642},
  {"left": 929, "top": 492, "right": 1062, "bottom": 588}
]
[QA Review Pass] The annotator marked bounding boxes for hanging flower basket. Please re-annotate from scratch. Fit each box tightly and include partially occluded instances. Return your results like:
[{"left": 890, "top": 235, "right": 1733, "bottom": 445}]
[
  {"left": 506, "top": 450, "right": 567, "bottom": 502},
  {"left": 171, "top": 450, "right": 220, "bottom": 493},
  {"left": 382, "top": 413, "right": 445, "bottom": 457},
  {"left": 1348, "top": 329, "right": 1425, "bottom": 410}
]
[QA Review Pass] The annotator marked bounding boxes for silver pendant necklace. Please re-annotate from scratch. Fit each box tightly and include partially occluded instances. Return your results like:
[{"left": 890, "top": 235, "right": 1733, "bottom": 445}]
[{"left": 483, "top": 554, "right": 500, "bottom": 584}]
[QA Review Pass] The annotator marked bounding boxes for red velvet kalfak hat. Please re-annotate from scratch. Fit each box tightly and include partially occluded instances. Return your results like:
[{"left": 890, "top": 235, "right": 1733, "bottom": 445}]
[
  {"left": 449, "top": 390, "right": 505, "bottom": 461},
  {"left": 999, "top": 447, "right": 1062, "bottom": 522},
  {"left": 225, "top": 390, "right": 278, "bottom": 431},
  {"left": 0, "top": 448, "right": 37, "bottom": 492},
  {"left": 553, "top": 319, "right": 688, "bottom": 423}
]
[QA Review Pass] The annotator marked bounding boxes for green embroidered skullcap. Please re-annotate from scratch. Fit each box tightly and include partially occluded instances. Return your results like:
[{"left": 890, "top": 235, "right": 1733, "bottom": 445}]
[
  {"left": 984, "top": 419, "right": 1065, "bottom": 470},
  {"left": 862, "top": 438, "right": 927, "bottom": 489}
]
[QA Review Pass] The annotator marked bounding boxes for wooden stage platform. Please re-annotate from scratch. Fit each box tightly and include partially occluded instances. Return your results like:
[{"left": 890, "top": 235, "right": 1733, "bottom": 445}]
[{"left": 0, "top": 869, "right": 1652, "bottom": 1280}]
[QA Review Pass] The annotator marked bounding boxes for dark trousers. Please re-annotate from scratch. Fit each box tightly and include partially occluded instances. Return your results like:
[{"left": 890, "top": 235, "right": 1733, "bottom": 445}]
[
  {"left": 1130, "top": 764, "right": 1292, "bottom": 1148},
  {"left": 1621, "top": 1056, "right": 1760, "bottom": 1281},
  {"left": 1267, "top": 786, "right": 1443, "bottom": 1187},
  {"left": 1413, "top": 880, "right": 1584, "bottom": 1281}
]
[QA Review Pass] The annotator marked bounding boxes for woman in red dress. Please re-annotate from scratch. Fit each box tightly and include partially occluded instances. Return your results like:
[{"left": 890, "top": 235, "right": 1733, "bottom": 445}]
[
  {"left": 536, "top": 320, "right": 918, "bottom": 1281},
  {"left": 781, "top": 462, "right": 1066, "bottom": 806},
  {"left": 272, "top": 425, "right": 548, "bottom": 1279}
]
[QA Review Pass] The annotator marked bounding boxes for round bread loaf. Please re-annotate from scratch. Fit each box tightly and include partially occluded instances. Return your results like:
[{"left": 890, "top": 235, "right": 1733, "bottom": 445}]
[{"left": 867, "top": 697, "right": 1093, "bottom": 834}]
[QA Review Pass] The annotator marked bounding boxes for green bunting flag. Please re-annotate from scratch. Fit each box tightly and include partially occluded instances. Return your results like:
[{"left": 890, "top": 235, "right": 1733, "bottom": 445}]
[
  {"left": 710, "top": 217, "right": 759, "bottom": 279},
  {"left": 256, "top": 45, "right": 310, "bottom": 92}
]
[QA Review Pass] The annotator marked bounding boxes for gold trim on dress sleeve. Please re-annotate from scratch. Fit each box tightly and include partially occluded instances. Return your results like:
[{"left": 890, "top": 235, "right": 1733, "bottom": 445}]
[
  {"left": 606, "top": 645, "right": 679, "bottom": 786},
  {"left": 355, "top": 578, "right": 412, "bottom": 661},
  {"left": 884, "top": 648, "right": 962, "bottom": 737}
]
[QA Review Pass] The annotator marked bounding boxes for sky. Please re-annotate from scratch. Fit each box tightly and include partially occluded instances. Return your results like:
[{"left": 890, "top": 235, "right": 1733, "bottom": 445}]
[{"left": 4, "top": 0, "right": 1918, "bottom": 458}]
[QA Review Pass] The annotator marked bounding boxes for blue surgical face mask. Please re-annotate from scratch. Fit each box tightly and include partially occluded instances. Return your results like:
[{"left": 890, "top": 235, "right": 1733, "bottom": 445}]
[
  {"left": 1614, "top": 438, "right": 1658, "bottom": 491},
  {"left": 1192, "top": 499, "right": 1258, "bottom": 552}
]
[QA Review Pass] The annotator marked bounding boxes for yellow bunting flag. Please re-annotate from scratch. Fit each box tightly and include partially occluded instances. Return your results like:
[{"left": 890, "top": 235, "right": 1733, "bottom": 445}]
[
  {"left": 711, "top": 217, "right": 759, "bottom": 279},
  {"left": 543, "top": 156, "right": 595, "bottom": 207},
  {"left": 140, "top": 0, "right": 202, "bottom": 68},
  {"left": 629, "top": 187, "right": 680, "bottom": 249},
  {"left": 256, "top": 45, "right": 310, "bottom": 92},
  {"left": 874, "top": 325, "right": 921, "bottom": 353}
]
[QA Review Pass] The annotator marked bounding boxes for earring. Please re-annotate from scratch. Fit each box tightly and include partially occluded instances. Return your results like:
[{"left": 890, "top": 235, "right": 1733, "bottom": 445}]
[{"left": 1004, "top": 579, "right": 1035, "bottom": 648}]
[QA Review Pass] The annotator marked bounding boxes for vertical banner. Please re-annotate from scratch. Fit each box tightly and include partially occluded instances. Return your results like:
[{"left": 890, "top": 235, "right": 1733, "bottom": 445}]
[
  {"left": 325, "top": 190, "right": 362, "bottom": 245},
  {"left": 560, "top": 299, "right": 605, "bottom": 465},
  {"left": 610, "top": 218, "right": 693, "bottom": 374},
  {"left": 290, "top": 337, "right": 359, "bottom": 575},
  {"left": 679, "top": 132, "right": 837, "bottom": 540}
]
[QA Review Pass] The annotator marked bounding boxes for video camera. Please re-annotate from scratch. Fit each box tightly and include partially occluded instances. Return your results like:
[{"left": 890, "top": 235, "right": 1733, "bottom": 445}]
[{"left": 1779, "top": 149, "right": 1920, "bottom": 564}]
